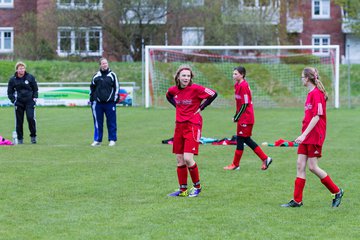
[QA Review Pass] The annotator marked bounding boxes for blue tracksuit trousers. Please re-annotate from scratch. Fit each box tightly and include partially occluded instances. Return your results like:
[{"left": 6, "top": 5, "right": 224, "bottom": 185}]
[{"left": 91, "top": 101, "right": 117, "bottom": 142}]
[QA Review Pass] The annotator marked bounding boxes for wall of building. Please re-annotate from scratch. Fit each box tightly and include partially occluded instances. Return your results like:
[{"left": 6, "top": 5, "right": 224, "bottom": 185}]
[{"left": 301, "top": 0, "right": 345, "bottom": 56}]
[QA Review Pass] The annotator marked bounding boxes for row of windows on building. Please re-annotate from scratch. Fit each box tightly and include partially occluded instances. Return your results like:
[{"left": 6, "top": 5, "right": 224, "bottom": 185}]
[
  {"left": 0, "top": 0, "right": 333, "bottom": 56},
  {"left": 0, "top": 26, "right": 332, "bottom": 56}
]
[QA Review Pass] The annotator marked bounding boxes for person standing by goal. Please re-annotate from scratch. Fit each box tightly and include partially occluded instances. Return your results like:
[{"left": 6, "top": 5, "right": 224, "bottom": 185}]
[
  {"left": 224, "top": 66, "right": 272, "bottom": 171},
  {"left": 90, "top": 57, "right": 119, "bottom": 147},
  {"left": 281, "top": 67, "right": 343, "bottom": 208},
  {"left": 166, "top": 65, "right": 217, "bottom": 197}
]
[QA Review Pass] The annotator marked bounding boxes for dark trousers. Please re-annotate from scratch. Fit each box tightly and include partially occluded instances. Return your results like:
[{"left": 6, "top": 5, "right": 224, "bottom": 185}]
[
  {"left": 15, "top": 101, "right": 36, "bottom": 140},
  {"left": 91, "top": 101, "right": 117, "bottom": 142}
]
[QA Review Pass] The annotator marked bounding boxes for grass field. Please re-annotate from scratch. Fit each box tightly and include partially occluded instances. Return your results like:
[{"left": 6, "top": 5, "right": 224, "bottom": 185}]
[{"left": 0, "top": 106, "right": 359, "bottom": 239}]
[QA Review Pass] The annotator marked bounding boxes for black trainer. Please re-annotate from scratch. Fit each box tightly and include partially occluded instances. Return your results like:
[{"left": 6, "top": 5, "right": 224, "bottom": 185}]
[
  {"left": 31, "top": 137, "right": 37, "bottom": 144},
  {"left": 332, "top": 188, "right": 344, "bottom": 207},
  {"left": 281, "top": 199, "right": 303, "bottom": 208}
]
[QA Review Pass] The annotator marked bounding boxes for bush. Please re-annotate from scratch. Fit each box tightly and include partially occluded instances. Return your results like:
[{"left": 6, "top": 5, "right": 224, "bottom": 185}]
[{"left": 281, "top": 54, "right": 321, "bottom": 64}]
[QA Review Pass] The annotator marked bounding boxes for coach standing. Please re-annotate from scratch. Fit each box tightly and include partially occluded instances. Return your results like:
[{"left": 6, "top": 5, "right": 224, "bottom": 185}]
[
  {"left": 7, "top": 61, "right": 38, "bottom": 144},
  {"left": 90, "top": 57, "right": 119, "bottom": 147}
]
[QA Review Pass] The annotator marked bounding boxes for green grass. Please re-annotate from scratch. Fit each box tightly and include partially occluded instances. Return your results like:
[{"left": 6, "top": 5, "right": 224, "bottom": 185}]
[{"left": 0, "top": 106, "right": 359, "bottom": 239}]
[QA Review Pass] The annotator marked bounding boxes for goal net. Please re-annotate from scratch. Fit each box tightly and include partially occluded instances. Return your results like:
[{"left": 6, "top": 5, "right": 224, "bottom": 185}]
[{"left": 145, "top": 45, "right": 339, "bottom": 108}]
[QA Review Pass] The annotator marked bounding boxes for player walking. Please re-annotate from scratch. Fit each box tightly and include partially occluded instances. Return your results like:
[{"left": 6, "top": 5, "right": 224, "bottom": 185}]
[
  {"left": 166, "top": 65, "right": 217, "bottom": 197},
  {"left": 224, "top": 66, "right": 272, "bottom": 171},
  {"left": 281, "top": 67, "right": 344, "bottom": 208}
]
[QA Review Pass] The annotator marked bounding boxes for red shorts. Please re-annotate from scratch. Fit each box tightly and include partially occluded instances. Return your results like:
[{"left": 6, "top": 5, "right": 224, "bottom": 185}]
[
  {"left": 236, "top": 123, "right": 253, "bottom": 137},
  {"left": 173, "top": 122, "right": 201, "bottom": 155},
  {"left": 297, "top": 144, "right": 323, "bottom": 158}
]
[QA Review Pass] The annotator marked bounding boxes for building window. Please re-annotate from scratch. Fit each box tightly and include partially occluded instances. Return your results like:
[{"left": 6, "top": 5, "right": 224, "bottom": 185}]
[
  {"left": 312, "top": 34, "right": 330, "bottom": 55},
  {"left": 182, "top": 0, "right": 204, "bottom": 7},
  {"left": 312, "top": 0, "right": 330, "bottom": 19},
  {"left": 223, "top": 0, "right": 277, "bottom": 11},
  {"left": 123, "top": 7, "right": 167, "bottom": 24},
  {"left": 122, "top": 1, "right": 167, "bottom": 24},
  {"left": 242, "top": 0, "right": 273, "bottom": 8},
  {"left": 182, "top": 27, "right": 204, "bottom": 46},
  {"left": 57, "top": 0, "right": 103, "bottom": 9},
  {"left": 0, "top": 28, "right": 13, "bottom": 53},
  {"left": 57, "top": 27, "right": 102, "bottom": 57},
  {"left": 0, "top": 0, "right": 13, "bottom": 8}
]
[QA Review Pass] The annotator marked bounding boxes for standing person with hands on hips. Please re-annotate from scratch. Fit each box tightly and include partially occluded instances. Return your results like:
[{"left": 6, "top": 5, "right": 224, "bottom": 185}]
[
  {"left": 281, "top": 67, "right": 344, "bottom": 208},
  {"left": 166, "top": 65, "right": 217, "bottom": 197},
  {"left": 224, "top": 66, "right": 272, "bottom": 171},
  {"left": 7, "top": 61, "right": 38, "bottom": 144},
  {"left": 90, "top": 57, "right": 119, "bottom": 147}
]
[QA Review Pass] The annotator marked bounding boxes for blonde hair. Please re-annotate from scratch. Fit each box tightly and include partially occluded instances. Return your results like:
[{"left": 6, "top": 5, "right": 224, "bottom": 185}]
[
  {"left": 173, "top": 64, "right": 194, "bottom": 88},
  {"left": 15, "top": 61, "right": 26, "bottom": 70},
  {"left": 99, "top": 57, "right": 108, "bottom": 65},
  {"left": 303, "top": 67, "right": 328, "bottom": 101}
]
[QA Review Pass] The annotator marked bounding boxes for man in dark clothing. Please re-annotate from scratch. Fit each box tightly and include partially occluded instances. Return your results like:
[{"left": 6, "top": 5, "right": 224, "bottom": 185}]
[
  {"left": 7, "top": 62, "right": 38, "bottom": 144},
  {"left": 90, "top": 57, "right": 119, "bottom": 147}
]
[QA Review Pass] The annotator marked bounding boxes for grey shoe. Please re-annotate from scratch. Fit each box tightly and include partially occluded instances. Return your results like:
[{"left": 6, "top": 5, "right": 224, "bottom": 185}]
[
  {"left": 281, "top": 199, "right": 303, "bottom": 207},
  {"left": 18, "top": 139, "right": 23, "bottom": 144},
  {"left": 332, "top": 188, "right": 344, "bottom": 207},
  {"left": 31, "top": 137, "right": 37, "bottom": 144}
]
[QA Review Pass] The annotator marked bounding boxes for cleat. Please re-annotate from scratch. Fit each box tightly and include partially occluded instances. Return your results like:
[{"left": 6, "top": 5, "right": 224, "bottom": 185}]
[
  {"left": 91, "top": 141, "right": 101, "bottom": 147},
  {"left": 168, "top": 189, "right": 188, "bottom": 197},
  {"left": 188, "top": 187, "right": 202, "bottom": 197},
  {"left": 332, "top": 188, "right": 344, "bottom": 207},
  {"left": 261, "top": 157, "right": 272, "bottom": 170},
  {"left": 18, "top": 139, "right": 23, "bottom": 144},
  {"left": 223, "top": 163, "right": 240, "bottom": 170},
  {"left": 109, "top": 140, "right": 116, "bottom": 146},
  {"left": 281, "top": 199, "right": 303, "bottom": 208},
  {"left": 31, "top": 137, "right": 37, "bottom": 144}
]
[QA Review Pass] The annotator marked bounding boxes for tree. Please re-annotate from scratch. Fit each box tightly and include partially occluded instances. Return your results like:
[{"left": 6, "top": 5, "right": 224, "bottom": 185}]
[
  {"left": 15, "top": 12, "right": 55, "bottom": 60},
  {"left": 100, "top": 0, "right": 169, "bottom": 61},
  {"left": 335, "top": 0, "right": 360, "bottom": 36}
]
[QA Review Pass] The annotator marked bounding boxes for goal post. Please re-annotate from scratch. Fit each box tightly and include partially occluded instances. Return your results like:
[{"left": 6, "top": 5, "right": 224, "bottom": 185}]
[{"left": 145, "top": 45, "right": 340, "bottom": 108}]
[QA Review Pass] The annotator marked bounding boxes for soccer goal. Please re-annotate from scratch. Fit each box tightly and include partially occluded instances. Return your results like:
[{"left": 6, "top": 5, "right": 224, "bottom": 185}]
[{"left": 145, "top": 45, "right": 340, "bottom": 108}]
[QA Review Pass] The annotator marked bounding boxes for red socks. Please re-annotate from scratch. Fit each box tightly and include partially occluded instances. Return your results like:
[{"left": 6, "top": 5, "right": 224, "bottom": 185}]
[
  {"left": 293, "top": 175, "right": 340, "bottom": 203},
  {"left": 177, "top": 163, "right": 201, "bottom": 190},
  {"left": 253, "top": 146, "right": 268, "bottom": 161},
  {"left": 188, "top": 163, "right": 201, "bottom": 188},
  {"left": 232, "top": 150, "right": 243, "bottom": 166},
  {"left": 321, "top": 175, "right": 340, "bottom": 194},
  {"left": 177, "top": 165, "right": 188, "bottom": 191},
  {"left": 293, "top": 177, "right": 306, "bottom": 203}
]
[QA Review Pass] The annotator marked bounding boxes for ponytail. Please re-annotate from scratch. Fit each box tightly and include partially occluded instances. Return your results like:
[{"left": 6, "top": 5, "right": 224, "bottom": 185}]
[
  {"left": 303, "top": 67, "right": 328, "bottom": 101},
  {"left": 316, "top": 78, "right": 328, "bottom": 102}
]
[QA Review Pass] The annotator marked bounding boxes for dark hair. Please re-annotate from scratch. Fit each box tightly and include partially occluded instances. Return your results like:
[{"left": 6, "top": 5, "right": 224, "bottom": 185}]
[
  {"left": 174, "top": 64, "right": 194, "bottom": 88},
  {"left": 234, "top": 66, "right": 246, "bottom": 78}
]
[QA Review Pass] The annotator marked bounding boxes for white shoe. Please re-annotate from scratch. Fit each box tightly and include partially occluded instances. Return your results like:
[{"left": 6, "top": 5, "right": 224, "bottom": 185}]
[
  {"left": 91, "top": 141, "right": 101, "bottom": 146},
  {"left": 109, "top": 140, "right": 116, "bottom": 146}
]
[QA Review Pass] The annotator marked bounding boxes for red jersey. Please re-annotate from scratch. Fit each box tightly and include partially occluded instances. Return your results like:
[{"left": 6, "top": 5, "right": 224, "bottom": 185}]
[
  {"left": 301, "top": 87, "right": 327, "bottom": 146},
  {"left": 167, "top": 84, "right": 216, "bottom": 125},
  {"left": 235, "top": 80, "right": 254, "bottom": 124}
]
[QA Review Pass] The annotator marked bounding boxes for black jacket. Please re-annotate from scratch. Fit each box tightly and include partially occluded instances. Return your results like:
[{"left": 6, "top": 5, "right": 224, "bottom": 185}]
[
  {"left": 7, "top": 72, "right": 38, "bottom": 104},
  {"left": 90, "top": 68, "right": 119, "bottom": 103}
]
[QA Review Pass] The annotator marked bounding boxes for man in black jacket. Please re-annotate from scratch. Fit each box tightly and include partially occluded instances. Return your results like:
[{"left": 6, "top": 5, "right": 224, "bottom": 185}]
[
  {"left": 7, "top": 62, "right": 38, "bottom": 144},
  {"left": 90, "top": 58, "right": 119, "bottom": 147}
]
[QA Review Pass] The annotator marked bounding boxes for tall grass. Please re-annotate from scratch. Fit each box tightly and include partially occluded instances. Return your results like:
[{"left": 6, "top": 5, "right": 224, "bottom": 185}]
[{"left": 0, "top": 106, "right": 359, "bottom": 239}]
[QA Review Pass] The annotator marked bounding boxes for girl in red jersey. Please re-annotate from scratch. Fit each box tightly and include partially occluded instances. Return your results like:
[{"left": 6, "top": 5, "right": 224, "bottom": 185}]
[
  {"left": 166, "top": 65, "right": 217, "bottom": 197},
  {"left": 282, "top": 67, "right": 344, "bottom": 208},
  {"left": 224, "top": 66, "right": 272, "bottom": 171}
]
